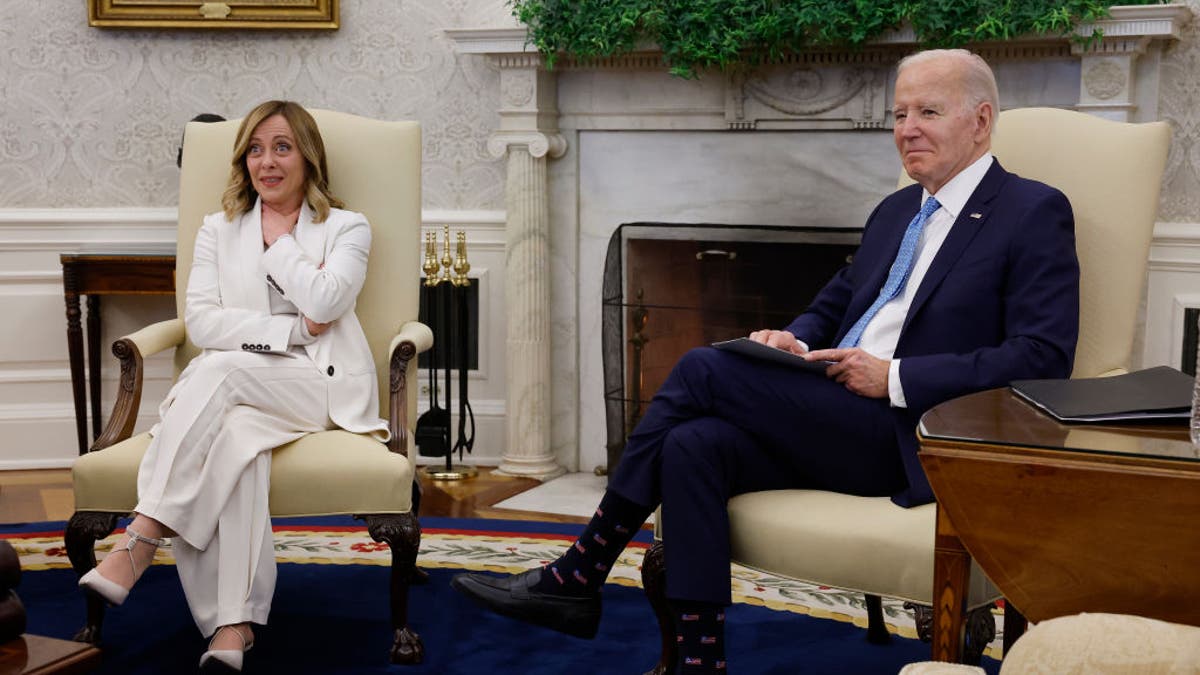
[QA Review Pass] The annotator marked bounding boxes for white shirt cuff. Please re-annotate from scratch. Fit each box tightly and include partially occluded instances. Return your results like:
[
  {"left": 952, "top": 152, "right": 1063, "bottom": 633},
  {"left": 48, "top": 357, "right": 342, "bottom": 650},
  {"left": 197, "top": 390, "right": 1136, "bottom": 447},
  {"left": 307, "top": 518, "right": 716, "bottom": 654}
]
[{"left": 888, "top": 358, "right": 907, "bottom": 408}]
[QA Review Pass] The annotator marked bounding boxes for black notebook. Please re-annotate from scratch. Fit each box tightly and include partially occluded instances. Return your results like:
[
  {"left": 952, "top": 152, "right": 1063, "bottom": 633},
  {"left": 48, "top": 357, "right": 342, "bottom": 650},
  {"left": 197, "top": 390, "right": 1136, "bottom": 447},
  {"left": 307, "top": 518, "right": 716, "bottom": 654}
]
[{"left": 1010, "top": 366, "right": 1194, "bottom": 423}]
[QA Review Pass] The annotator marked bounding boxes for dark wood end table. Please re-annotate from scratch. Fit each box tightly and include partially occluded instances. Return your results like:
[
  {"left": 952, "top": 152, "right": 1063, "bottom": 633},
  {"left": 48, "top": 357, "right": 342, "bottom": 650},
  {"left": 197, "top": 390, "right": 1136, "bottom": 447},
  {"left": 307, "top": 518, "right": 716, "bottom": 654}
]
[
  {"left": 918, "top": 387, "right": 1198, "bottom": 661},
  {"left": 0, "top": 634, "right": 101, "bottom": 674},
  {"left": 60, "top": 253, "right": 175, "bottom": 455}
]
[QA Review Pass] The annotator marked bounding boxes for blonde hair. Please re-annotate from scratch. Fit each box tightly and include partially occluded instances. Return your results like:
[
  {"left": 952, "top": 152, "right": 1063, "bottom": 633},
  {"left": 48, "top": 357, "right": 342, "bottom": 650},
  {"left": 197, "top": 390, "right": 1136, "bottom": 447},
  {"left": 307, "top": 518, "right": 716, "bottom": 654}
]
[
  {"left": 897, "top": 49, "right": 999, "bottom": 133},
  {"left": 220, "top": 100, "right": 343, "bottom": 223}
]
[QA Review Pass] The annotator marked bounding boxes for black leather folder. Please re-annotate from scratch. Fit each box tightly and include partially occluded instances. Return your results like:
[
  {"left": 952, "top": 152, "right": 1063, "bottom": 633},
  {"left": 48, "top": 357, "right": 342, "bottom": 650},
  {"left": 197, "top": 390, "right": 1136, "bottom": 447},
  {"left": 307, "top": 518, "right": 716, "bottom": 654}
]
[
  {"left": 711, "top": 337, "right": 833, "bottom": 373},
  {"left": 1010, "top": 365, "right": 1194, "bottom": 422}
]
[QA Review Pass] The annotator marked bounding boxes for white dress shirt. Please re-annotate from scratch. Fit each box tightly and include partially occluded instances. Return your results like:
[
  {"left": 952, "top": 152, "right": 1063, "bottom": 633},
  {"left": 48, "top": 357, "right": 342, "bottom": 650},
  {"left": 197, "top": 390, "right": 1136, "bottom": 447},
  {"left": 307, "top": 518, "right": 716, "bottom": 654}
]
[{"left": 858, "top": 153, "right": 994, "bottom": 408}]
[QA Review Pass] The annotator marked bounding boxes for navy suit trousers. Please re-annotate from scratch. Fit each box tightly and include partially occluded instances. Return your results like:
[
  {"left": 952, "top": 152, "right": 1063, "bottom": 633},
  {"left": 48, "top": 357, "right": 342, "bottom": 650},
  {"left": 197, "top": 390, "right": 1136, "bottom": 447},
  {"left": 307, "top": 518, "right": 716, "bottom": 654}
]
[{"left": 608, "top": 346, "right": 907, "bottom": 604}]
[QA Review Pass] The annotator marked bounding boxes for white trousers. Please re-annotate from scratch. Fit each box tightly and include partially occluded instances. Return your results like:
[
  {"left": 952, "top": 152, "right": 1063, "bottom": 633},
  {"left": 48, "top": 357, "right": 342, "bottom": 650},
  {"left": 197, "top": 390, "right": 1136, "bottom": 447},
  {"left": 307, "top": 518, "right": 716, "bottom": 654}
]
[{"left": 134, "top": 350, "right": 332, "bottom": 637}]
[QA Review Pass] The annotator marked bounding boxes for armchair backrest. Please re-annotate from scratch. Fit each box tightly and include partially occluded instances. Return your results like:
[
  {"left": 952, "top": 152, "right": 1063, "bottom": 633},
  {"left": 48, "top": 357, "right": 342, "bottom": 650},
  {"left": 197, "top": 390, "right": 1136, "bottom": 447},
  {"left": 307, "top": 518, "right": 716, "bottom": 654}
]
[
  {"left": 900, "top": 107, "right": 1170, "bottom": 378},
  {"left": 177, "top": 109, "right": 422, "bottom": 419}
]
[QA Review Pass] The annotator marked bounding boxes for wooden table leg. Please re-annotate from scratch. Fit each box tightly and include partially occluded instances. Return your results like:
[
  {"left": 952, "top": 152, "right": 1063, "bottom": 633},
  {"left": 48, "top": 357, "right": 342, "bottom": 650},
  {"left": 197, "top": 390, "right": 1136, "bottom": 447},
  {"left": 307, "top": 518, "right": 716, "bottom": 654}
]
[
  {"left": 62, "top": 271, "right": 88, "bottom": 456},
  {"left": 1003, "top": 601, "right": 1027, "bottom": 656},
  {"left": 86, "top": 295, "right": 102, "bottom": 441},
  {"left": 931, "top": 504, "right": 971, "bottom": 662}
]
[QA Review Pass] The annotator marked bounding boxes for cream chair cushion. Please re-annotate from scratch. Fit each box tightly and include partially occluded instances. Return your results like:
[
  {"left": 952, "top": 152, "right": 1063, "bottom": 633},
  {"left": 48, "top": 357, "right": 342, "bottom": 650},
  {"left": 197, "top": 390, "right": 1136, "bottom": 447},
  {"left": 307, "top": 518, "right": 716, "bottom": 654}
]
[
  {"left": 729, "top": 491, "right": 995, "bottom": 606},
  {"left": 73, "top": 431, "right": 415, "bottom": 516},
  {"left": 73, "top": 109, "right": 423, "bottom": 518}
]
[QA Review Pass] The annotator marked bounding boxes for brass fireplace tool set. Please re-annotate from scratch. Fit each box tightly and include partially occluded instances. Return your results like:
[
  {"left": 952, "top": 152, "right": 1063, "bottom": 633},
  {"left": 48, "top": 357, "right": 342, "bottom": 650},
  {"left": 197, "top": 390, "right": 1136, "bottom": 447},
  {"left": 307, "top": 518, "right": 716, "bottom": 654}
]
[{"left": 416, "top": 225, "right": 477, "bottom": 480}]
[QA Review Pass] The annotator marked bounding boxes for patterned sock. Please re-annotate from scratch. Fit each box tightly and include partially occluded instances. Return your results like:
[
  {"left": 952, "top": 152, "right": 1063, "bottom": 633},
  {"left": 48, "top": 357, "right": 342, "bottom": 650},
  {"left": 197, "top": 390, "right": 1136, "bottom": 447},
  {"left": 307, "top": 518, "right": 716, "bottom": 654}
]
[
  {"left": 533, "top": 489, "right": 651, "bottom": 597},
  {"left": 673, "top": 600, "right": 727, "bottom": 673}
]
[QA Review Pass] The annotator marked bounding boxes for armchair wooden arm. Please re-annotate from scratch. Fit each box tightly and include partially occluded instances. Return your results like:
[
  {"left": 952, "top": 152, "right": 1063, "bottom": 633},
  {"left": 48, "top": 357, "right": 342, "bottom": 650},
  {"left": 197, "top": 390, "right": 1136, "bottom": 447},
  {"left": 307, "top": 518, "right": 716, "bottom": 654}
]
[
  {"left": 387, "top": 320, "right": 434, "bottom": 457},
  {"left": 89, "top": 318, "right": 186, "bottom": 453}
]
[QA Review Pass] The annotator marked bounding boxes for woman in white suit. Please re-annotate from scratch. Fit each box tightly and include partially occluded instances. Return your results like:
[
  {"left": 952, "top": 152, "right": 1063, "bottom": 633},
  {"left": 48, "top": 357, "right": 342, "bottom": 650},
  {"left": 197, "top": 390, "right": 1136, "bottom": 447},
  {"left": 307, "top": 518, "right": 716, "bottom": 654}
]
[{"left": 79, "top": 100, "right": 386, "bottom": 673}]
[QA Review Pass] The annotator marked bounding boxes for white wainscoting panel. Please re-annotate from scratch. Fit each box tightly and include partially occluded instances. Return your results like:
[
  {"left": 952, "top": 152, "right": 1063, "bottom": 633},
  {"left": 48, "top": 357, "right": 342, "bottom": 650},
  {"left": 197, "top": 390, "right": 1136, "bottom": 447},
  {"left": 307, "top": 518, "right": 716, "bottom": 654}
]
[
  {"left": 0, "top": 208, "right": 508, "bottom": 469},
  {"left": 1144, "top": 221, "right": 1200, "bottom": 370}
]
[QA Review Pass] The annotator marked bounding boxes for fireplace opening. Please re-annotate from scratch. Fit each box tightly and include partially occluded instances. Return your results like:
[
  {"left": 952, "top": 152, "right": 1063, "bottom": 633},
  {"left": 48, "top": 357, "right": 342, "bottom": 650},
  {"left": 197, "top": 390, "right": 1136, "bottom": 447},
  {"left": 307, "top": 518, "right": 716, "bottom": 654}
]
[{"left": 601, "top": 223, "right": 862, "bottom": 477}]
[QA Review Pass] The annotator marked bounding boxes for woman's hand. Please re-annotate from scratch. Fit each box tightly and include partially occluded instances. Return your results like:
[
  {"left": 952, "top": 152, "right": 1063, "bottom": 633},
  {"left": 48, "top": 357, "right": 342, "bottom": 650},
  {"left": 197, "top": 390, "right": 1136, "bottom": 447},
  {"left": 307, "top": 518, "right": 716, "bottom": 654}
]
[
  {"left": 262, "top": 202, "right": 301, "bottom": 247},
  {"left": 304, "top": 316, "right": 332, "bottom": 336}
]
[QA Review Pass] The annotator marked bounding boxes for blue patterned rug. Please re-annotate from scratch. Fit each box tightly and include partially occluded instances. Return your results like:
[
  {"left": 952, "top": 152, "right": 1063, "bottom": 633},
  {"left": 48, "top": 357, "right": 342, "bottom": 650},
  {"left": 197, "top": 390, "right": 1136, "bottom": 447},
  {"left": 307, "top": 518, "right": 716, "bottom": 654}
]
[{"left": 3, "top": 516, "right": 1000, "bottom": 674}]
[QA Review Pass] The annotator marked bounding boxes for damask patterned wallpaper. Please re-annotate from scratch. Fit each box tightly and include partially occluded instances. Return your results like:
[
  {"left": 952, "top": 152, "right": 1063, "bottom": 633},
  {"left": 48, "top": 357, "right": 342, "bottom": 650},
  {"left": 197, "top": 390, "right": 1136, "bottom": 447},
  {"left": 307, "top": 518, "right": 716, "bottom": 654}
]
[
  {"left": 0, "top": 3, "right": 1196, "bottom": 218},
  {"left": 0, "top": 0, "right": 511, "bottom": 210}
]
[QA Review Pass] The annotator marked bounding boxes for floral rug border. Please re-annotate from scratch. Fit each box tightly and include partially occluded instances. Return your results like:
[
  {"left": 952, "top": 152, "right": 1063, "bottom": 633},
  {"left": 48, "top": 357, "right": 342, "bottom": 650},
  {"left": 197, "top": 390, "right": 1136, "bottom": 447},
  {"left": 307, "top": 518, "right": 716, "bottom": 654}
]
[{"left": 8, "top": 526, "right": 1003, "bottom": 657}]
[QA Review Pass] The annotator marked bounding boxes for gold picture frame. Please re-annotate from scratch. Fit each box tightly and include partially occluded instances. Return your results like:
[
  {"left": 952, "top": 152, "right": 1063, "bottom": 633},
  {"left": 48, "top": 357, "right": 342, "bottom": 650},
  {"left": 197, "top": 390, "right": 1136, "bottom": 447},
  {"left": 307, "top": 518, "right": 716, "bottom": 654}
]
[{"left": 88, "top": 0, "right": 339, "bottom": 30}]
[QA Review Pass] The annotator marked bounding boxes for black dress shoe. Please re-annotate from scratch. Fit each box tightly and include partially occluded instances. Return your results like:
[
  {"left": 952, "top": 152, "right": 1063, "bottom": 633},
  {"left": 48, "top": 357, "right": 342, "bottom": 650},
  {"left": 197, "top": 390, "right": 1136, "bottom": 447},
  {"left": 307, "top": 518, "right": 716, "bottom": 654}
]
[{"left": 451, "top": 568, "right": 601, "bottom": 639}]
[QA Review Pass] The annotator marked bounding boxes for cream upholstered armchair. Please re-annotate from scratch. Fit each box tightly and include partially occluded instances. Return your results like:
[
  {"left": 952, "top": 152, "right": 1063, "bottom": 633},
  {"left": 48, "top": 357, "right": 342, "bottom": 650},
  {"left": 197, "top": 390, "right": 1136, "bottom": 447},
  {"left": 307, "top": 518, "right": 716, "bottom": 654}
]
[
  {"left": 65, "top": 110, "right": 431, "bottom": 664},
  {"left": 640, "top": 107, "right": 1171, "bottom": 670}
]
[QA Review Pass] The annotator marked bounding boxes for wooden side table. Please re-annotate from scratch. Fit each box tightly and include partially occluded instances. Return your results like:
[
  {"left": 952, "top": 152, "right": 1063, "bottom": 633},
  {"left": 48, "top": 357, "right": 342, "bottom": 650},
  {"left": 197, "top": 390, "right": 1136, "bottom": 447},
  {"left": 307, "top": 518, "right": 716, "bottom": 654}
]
[
  {"left": 60, "top": 254, "right": 175, "bottom": 455},
  {"left": 918, "top": 387, "right": 1198, "bottom": 661},
  {"left": 0, "top": 634, "right": 101, "bottom": 674}
]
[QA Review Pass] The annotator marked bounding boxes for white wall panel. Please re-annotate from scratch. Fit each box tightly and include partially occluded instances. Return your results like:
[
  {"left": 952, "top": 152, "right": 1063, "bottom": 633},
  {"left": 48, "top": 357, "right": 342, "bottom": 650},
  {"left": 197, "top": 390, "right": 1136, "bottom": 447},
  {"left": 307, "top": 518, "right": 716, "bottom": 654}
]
[{"left": 0, "top": 209, "right": 508, "bottom": 469}]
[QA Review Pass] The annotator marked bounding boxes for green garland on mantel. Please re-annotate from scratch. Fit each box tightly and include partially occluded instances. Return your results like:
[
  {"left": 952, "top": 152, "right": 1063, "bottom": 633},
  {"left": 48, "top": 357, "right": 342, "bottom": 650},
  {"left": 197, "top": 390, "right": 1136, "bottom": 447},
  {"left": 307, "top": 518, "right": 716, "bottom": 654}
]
[{"left": 511, "top": 0, "right": 1167, "bottom": 77}]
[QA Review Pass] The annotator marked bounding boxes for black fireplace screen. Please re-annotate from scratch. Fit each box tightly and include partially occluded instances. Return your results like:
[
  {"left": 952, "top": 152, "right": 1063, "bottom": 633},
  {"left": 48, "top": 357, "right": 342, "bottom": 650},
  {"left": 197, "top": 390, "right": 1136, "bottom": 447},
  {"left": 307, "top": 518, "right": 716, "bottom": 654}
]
[{"left": 600, "top": 223, "right": 862, "bottom": 478}]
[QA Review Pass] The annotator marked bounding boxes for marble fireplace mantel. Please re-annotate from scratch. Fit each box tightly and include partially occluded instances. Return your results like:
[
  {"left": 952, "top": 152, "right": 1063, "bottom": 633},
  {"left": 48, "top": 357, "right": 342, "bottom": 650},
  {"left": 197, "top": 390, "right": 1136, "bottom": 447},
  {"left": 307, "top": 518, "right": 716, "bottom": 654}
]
[{"left": 447, "top": 4, "right": 1192, "bottom": 477}]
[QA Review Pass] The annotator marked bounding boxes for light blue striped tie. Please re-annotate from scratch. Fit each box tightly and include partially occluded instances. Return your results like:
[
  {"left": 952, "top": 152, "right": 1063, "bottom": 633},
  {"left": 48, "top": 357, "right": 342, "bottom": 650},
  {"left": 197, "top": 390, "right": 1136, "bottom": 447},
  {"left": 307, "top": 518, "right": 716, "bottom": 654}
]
[{"left": 838, "top": 196, "right": 941, "bottom": 349}]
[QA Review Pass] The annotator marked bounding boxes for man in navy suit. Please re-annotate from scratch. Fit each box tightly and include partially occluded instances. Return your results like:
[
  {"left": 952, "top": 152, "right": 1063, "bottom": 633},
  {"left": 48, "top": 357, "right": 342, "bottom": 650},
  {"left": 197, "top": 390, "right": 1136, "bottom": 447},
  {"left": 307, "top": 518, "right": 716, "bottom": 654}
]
[{"left": 454, "top": 49, "right": 1080, "bottom": 673}]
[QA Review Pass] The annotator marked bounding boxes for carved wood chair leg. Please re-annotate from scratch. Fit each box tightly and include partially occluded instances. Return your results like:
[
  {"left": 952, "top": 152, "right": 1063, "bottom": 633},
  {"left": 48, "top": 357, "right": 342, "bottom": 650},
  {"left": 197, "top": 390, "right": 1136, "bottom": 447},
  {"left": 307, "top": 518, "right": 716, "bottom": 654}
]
[
  {"left": 864, "top": 594, "right": 891, "bottom": 644},
  {"left": 640, "top": 541, "right": 675, "bottom": 675},
  {"left": 905, "top": 602, "right": 933, "bottom": 643},
  {"left": 64, "top": 511, "right": 119, "bottom": 644},
  {"left": 962, "top": 603, "right": 997, "bottom": 666},
  {"left": 408, "top": 480, "right": 429, "bottom": 586},
  {"left": 364, "top": 513, "right": 424, "bottom": 665},
  {"left": 906, "top": 600, "right": 994, "bottom": 664},
  {"left": 1001, "top": 600, "right": 1027, "bottom": 657}
]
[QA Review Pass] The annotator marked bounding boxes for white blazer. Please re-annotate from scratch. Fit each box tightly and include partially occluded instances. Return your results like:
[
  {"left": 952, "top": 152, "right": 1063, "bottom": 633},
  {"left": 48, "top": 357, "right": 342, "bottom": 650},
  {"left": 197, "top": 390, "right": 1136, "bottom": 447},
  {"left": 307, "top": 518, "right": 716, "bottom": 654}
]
[{"left": 181, "top": 198, "right": 388, "bottom": 441}]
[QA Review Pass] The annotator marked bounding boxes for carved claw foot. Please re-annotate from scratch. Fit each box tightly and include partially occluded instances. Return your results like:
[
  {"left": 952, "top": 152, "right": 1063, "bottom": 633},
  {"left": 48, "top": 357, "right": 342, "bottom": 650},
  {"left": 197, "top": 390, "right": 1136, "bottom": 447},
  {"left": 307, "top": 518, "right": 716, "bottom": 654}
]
[
  {"left": 389, "top": 626, "right": 424, "bottom": 664},
  {"left": 963, "top": 603, "right": 997, "bottom": 665},
  {"left": 65, "top": 511, "right": 119, "bottom": 647},
  {"left": 905, "top": 601, "right": 934, "bottom": 643}
]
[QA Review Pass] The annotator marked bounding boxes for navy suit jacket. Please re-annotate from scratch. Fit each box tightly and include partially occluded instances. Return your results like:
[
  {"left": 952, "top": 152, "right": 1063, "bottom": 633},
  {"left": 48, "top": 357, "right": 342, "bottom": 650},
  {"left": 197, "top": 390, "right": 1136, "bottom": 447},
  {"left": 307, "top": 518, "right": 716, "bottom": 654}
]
[{"left": 785, "top": 159, "right": 1080, "bottom": 506}]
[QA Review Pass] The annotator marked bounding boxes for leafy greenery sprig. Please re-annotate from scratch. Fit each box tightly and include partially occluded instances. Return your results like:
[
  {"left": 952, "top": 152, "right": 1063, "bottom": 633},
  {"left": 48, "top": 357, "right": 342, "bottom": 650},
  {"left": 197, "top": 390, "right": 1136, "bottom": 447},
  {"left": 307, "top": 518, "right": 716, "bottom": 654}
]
[{"left": 511, "top": 0, "right": 1165, "bottom": 78}]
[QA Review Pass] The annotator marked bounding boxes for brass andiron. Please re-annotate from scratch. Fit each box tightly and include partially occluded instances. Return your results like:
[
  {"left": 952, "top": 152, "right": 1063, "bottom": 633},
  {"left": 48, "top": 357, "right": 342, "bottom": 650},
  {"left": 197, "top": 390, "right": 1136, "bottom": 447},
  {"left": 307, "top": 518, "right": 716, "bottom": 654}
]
[
  {"left": 439, "top": 224, "right": 453, "bottom": 286},
  {"left": 453, "top": 231, "right": 471, "bottom": 286},
  {"left": 422, "top": 232, "right": 439, "bottom": 287},
  {"left": 419, "top": 226, "right": 477, "bottom": 481}
]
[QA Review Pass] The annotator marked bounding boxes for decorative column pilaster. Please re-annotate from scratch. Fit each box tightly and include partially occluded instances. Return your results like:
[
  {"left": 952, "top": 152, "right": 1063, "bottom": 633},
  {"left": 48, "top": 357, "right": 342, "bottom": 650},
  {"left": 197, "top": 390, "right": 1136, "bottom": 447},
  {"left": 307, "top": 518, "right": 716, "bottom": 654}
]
[
  {"left": 452, "top": 32, "right": 570, "bottom": 479},
  {"left": 490, "top": 128, "right": 566, "bottom": 479}
]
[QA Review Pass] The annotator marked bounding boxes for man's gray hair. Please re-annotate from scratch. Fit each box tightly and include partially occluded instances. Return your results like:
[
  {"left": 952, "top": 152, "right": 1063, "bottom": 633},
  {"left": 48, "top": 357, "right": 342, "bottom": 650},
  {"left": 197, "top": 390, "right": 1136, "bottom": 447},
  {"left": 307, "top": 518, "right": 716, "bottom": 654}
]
[{"left": 898, "top": 49, "right": 999, "bottom": 127}]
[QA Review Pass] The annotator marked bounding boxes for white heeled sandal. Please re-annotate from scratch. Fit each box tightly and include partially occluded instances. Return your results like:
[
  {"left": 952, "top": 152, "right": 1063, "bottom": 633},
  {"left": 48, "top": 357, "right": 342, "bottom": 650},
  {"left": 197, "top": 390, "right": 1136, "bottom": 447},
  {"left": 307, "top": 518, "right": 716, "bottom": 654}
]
[
  {"left": 77, "top": 525, "right": 165, "bottom": 606},
  {"left": 199, "top": 625, "right": 254, "bottom": 673}
]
